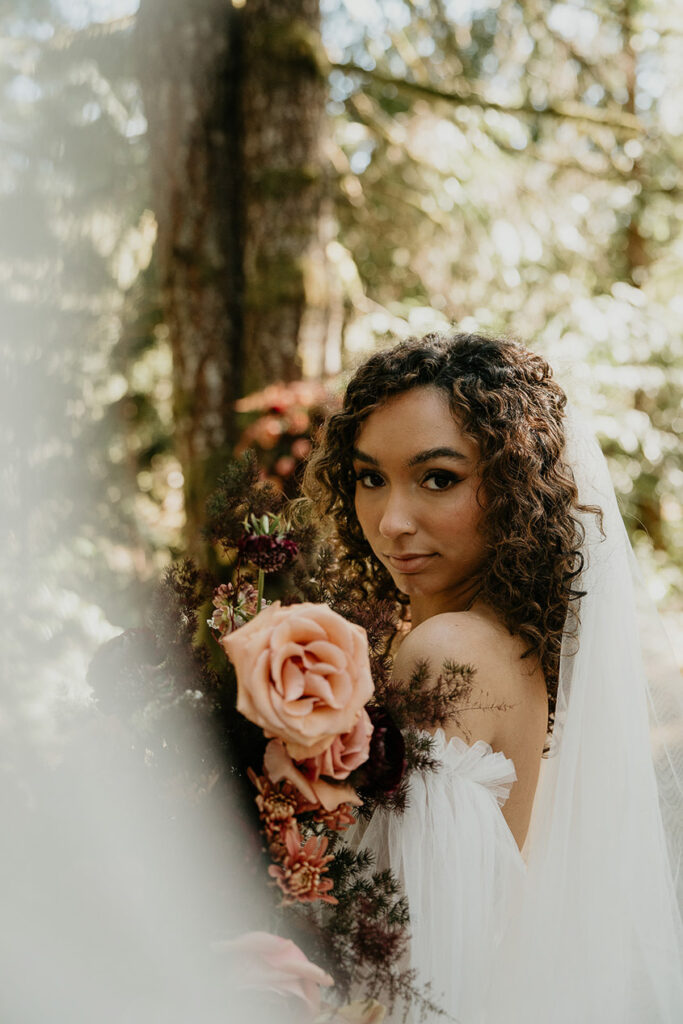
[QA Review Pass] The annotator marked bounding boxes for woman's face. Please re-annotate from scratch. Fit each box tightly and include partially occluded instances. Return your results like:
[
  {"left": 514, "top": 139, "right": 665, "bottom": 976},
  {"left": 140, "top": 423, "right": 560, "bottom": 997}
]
[{"left": 352, "top": 386, "right": 488, "bottom": 622}]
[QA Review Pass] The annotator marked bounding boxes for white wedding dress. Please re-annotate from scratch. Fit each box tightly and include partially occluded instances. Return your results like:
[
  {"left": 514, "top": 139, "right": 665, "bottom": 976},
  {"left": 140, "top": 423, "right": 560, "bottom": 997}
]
[
  {"left": 349, "top": 414, "right": 683, "bottom": 1024},
  {"left": 351, "top": 731, "right": 524, "bottom": 1022}
]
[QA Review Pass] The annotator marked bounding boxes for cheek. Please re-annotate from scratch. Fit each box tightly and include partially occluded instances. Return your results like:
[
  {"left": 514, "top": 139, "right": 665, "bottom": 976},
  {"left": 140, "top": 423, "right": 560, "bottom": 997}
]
[
  {"left": 437, "top": 488, "right": 486, "bottom": 545},
  {"left": 353, "top": 489, "right": 372, "bottom": 537}
]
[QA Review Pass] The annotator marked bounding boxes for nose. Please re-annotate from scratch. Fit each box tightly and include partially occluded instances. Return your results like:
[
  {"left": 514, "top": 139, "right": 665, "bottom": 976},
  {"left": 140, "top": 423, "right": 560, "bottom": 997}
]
[{"left": 378, "top": 488, "right": 417, "bottom": 540}]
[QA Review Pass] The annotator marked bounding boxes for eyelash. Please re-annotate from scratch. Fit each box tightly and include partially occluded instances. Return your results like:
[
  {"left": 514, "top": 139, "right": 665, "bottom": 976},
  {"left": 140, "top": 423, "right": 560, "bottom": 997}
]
[{"left": 354, "top": 470, "right": 461, "bottom": 491}]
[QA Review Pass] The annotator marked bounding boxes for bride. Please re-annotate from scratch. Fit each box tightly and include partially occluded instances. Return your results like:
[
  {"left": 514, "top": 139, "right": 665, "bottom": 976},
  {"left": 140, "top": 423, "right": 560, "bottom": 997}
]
[{"left": 304, "top": 332, "right": 683, "bottom": 1022}]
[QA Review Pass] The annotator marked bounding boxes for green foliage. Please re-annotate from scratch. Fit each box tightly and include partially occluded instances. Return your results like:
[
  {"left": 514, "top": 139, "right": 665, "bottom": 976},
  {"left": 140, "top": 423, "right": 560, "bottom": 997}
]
[{"left": 204, "top": 449, "right": 284, "bottom": 551}]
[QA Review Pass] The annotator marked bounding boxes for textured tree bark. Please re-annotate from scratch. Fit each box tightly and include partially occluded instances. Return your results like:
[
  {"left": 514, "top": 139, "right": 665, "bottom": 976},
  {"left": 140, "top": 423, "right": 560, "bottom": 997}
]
[
  {"left": 136, "top": 0, "right": 333, "bottom": 558},
  {"left": 240, "top": 0, "right": 333, "bottom": 389},
  {"left": 135, "top": 0, "right": 244, "bottom": 558}
]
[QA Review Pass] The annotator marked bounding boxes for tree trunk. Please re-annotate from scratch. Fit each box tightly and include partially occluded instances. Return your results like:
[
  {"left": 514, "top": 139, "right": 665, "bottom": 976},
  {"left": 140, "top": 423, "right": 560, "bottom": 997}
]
[
  {"left": 135, "top": 0, "right": 244, "bottom": 558},
  {"left": 240, "top": 0, "right": 333, "bottom": 389},
  {"left": 136, "top": 0, "right": 332, "bottom": 558}
]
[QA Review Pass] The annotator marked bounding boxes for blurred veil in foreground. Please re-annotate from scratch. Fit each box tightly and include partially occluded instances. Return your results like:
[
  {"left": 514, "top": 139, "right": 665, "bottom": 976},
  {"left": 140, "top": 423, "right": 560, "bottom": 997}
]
[{"left": 0, "top": 665, "right": 277, "bottom": 1023}]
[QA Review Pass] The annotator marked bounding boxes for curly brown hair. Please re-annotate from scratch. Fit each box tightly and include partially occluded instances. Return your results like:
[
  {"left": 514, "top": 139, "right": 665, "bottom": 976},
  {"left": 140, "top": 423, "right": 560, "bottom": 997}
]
[{"left": 303, "top": 331, "right": 601, "bottom": 730}]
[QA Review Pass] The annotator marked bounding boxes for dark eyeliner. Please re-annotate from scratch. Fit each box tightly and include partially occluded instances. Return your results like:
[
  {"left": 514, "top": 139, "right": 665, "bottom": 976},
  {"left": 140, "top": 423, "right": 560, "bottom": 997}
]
[{"left": 422, "top": 469, "right": 460, "bottom": 489}]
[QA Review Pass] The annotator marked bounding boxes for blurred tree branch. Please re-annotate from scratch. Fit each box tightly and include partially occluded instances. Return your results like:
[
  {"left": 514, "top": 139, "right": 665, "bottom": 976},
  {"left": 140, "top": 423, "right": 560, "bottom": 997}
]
[{"left": 332, "top": 61, "right": 644, "bottom": 134}]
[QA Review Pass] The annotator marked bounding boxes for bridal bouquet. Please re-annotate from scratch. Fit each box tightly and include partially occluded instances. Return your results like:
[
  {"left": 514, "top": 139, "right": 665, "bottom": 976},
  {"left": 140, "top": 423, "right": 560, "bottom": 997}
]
[{"left": 206, "top": 504, "right": 413, "bottom": 1021}]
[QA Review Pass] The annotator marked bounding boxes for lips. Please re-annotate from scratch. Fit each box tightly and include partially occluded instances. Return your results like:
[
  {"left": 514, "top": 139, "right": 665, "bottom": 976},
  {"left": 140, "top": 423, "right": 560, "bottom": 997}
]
[{"left": 385, "top": 553, "right": 435, "bottom": 573}]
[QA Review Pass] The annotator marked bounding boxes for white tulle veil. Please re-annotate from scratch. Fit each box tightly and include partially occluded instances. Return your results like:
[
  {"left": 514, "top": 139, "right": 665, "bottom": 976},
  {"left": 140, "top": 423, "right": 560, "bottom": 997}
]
[{"left": 491, "top": 408, "right": 683, "bottom": 1022}]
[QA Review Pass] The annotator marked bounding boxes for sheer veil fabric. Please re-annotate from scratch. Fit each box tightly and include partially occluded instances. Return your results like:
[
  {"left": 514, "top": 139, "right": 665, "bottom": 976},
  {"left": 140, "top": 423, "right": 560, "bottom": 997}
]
[
  {"left": 489, "top": 410, "right": 683, "bottom": 1022},
  {"left": 349, "top": 411, "right": 683, "bottom": 1023}
]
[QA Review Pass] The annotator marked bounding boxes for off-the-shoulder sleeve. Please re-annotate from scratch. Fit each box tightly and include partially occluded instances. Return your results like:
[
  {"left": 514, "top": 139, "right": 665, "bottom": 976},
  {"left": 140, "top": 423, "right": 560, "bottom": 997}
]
[{"left": 349, "top": 730, "right": 525, "bottom": 1023}]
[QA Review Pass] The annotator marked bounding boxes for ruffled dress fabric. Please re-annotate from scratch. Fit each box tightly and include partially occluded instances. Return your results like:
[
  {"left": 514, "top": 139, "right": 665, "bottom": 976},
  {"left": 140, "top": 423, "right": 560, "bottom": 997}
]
[{"left": 348, "top": 729, "right": 525, "bottom": 1023}]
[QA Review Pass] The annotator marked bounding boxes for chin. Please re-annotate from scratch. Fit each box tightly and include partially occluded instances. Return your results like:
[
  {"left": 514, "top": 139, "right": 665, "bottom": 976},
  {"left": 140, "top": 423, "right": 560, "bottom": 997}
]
[{"left": 390, "top": 575, "right": 437, "bottom": 598}]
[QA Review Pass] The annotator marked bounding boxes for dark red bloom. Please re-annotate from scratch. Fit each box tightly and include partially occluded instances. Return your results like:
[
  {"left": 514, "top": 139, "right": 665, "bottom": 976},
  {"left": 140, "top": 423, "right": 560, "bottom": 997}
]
[
  {"left": 358, "top": 705, "right": 406, "bottom": 797},
  {"left": 238, "top": 533, "right": 299, "bottom": 573}
]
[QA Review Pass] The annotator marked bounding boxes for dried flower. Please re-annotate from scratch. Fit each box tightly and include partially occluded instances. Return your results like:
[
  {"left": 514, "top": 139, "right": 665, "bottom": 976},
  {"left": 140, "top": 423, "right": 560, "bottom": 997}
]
[
  {"left": 247, "top": 767, "right": 316, "bottom": 857},
  {"left": 249, "top": 767, "right": 316, "bottom": 818},
  {"left": 238, "top": 533, "right": 299, "bottom": 573},
  {"left": 208, "top": 582, "right": 258, "bottom": 637},
  {"left": 268, "top": 822, "right": 338, "bottom": 905},
  {"left": 312, "top": 802, "right": 357, "bottom": 831}
]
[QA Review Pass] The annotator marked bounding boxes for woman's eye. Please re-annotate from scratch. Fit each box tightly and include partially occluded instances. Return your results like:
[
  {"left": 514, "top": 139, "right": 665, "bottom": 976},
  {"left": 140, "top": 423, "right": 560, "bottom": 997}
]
[
  {"left": 422, "top": 470, "right": 459, "bottom": 491},
  {"left": 354, "top": 471, "right": 384, "bottom": 489}
]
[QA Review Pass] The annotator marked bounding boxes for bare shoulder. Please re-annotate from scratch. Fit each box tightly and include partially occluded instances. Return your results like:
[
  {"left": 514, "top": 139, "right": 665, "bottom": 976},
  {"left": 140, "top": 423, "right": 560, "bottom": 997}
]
[
  {"left": 392, "top": 609, "right": 547, "bottom": 750},
  {"left": 395, "top": 608, "right": 506, "bottom": 663},
  {"left": 393, "top": 608, "right": 548, "bottom": 849}
]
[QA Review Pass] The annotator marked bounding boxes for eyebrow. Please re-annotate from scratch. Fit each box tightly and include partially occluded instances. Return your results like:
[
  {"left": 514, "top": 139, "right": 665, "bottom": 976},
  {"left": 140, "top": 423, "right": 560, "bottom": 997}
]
[{"left": 352, "top": 446, "right": 468, "bottom": 467}]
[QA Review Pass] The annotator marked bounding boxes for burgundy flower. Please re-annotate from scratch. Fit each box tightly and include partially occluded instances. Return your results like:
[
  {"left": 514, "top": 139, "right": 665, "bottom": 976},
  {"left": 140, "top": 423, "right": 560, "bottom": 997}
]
[
  {"left": 358, "top": 705, "right": 406, "bottom": 797},
  {"left": 238, "top": 533, "right": 299, "bottom": 573}
]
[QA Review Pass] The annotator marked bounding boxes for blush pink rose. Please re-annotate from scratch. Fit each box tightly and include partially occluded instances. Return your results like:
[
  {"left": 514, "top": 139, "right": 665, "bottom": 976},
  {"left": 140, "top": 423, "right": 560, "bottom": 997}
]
[
  {"left": 264, "top": 739, "right": 362, "bottom": 812},
  {"left": 214, "top": 930, "right": 333, "bottom": 1013},
  {"left": 300, "top": 709, "right": 373, "bottom": 782},
  {"left": 221, "top": 601, "right": 374, "bottom": 759}
]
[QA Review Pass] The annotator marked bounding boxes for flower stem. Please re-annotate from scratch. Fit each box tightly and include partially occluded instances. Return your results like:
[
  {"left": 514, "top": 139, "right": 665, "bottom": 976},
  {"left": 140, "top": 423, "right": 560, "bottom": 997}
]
[{"left": 256, "top": 569, "right": 265, "bottom": 613}]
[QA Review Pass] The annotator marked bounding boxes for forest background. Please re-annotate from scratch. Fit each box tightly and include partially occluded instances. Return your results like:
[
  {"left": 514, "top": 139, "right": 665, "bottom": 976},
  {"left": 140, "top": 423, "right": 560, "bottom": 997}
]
[{"left": 2, "top": 0, "right": 683, "bottom": 740}]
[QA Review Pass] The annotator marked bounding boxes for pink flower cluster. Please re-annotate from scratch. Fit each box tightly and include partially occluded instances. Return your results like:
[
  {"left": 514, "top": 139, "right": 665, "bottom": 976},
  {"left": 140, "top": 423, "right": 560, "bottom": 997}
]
[{"left": 221, "top": 601, "right": 375, "bottom": 904}]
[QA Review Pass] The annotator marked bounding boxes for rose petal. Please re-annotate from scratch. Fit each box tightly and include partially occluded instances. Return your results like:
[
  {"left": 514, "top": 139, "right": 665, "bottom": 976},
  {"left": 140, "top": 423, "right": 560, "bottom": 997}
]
[
  {"left": 303, "top": 640, "right": 347, "bottom": 670},
  {"left": 271, "top": 616, "right": 327, "bottom": 648},
  {"left": 301, "top": 710, "right": 374, "bottom": 781},
  {"left": 280, "top": 658, "right": 306, "bottom": 700},
  {"left": 264, "top": 740, "right": 319, "bottom": 805},
  {"left": 301, "top": 670, "right": 337, "bottom": 705},
  {"left": 312, "top": 776, "right": 363, "bottom": 812},
  {"left": 264, "top": 740, "right": 362, "bottom": 811}
]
